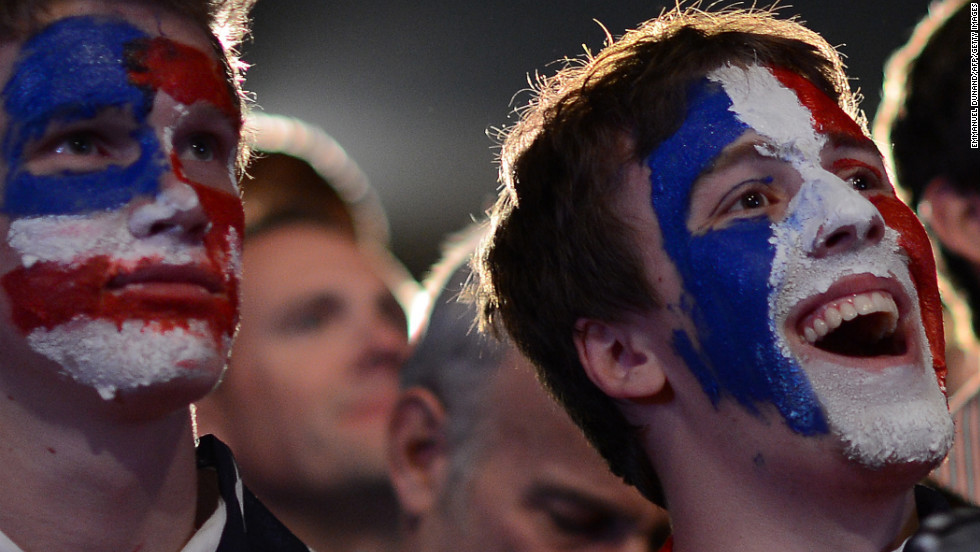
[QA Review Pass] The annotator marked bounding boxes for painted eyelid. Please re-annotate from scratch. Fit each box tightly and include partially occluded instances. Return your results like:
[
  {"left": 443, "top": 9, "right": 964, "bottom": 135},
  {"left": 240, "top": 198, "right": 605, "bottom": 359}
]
[{"left": 34, "top": 125, "right": 125, "bottom": 153}]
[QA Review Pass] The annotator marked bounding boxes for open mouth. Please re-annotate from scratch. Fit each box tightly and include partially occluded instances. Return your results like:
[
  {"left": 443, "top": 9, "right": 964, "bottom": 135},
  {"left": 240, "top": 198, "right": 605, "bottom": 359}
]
[{"left": 797, "top": 290, "right": 908, "bottom": 358}]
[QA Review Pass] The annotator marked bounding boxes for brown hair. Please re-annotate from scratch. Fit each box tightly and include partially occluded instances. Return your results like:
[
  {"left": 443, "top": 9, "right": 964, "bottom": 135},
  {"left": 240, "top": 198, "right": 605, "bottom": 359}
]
[
  {"left": 471, "top": 5, "right": 861, "bottom": 505},
  {"left": 242, "top": 152, "right": 357, "bottom": 239}
]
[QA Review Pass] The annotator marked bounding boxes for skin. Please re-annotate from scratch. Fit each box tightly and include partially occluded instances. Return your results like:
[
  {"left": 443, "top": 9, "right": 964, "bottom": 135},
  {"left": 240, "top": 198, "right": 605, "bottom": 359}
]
[
  {"left": 576, "top": 65, "right": 950, "bottom": 552},
  {"left": 0, "top": 3, "right": 242, "bottom": 410},
  {"left": 195, "top": 222, "right": 408, "bottom": 549},
  {"left": 0, "top": 2, "right": 243, "bottom": 551},
  {"left": 392, "top": 350, "right": 671, "bottom": 552},
  {"left": 647, "top": 65, "right": 949, "bottom": 467}
]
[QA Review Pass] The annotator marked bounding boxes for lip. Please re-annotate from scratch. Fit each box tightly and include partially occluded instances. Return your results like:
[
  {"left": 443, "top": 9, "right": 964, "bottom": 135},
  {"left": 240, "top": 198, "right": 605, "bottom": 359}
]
[
  {"left": 107, "top": 263, "right": 226, "bottom": 299},
  {"left": 782, "top": 273, "right": 919, "bottom": 370}
]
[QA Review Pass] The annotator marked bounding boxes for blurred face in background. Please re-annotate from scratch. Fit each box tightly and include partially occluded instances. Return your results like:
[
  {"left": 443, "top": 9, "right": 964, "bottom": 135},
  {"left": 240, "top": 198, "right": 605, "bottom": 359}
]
[
  {"left": 406, "top": 351, "right": 671, "bottom": 552},
  {"left": 198, "top": 221, "right": 409, "bottom": 499}
]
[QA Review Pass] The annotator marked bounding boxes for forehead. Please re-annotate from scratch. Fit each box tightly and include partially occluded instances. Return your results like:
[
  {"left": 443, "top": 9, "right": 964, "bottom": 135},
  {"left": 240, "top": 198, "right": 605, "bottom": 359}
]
[
  {"left": 0, "top": 4, "right": 225, "bottom": 113},
  {"left": 709, "top": 64, "right": 866, "bottom": 158},
  {"left": 645, "top": 64, "right": 869, "bottom": 224},
  {"left": 39, "top": 0, "right": 213, "bottom": 51},
  {"left": 242, "top": 224, "right": 395, "bottom": 302}
]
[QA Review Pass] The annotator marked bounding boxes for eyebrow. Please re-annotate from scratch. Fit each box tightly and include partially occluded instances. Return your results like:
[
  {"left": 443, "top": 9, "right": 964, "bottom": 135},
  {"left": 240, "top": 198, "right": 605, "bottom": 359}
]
[
  {"left": 699, "top": 139, "right": 772, "bottom": 178},
  {"left": 700, "top": 131, "right": 879, "bottom": 178},
  {"left": 524, "top": 481, "right": 622, "bottom": 516},
  {"left": 825, "top": 131, "right": 880, "bottom": 157}
]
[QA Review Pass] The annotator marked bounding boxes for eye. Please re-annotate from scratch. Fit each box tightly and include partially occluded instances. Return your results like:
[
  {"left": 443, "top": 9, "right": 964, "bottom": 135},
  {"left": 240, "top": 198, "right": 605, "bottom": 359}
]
[
  {"left": 185, "top": 132, "right": 218, "bottom": 162},
  {"left": 531, "top": 493, "right": 631, "bottom": 545},
  {"left": 735, "top": 190, "right": 769, "bottom": 211},
  {"left": 278, "top": 295, "right": 342, "bottom": 335},
  {"left": 843, "top": 168, "right": 885, "bottom": 193},
  {"left": 546, "top": 507, "right": 617, "bottom": 537},
  {"left": 718, "top": 177, "right": 776, "bottom": 216},
  {"left": 53, "top": 131, "right": 102, "bottom": 157},
  {"left": 830, "top": 158, "right": 888, "bottom": 195},
  {"left": 20, "top": 108, "right": 141, "bottom": 176}
]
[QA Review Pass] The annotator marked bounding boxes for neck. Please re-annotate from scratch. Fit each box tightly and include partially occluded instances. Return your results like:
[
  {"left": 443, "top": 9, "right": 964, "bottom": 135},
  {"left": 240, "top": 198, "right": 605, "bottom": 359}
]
[
  {"left": 0, "top": 368, "right": 202, "bottom": 552},
  {"left": 259, "top": 479, "right": 400, "bottom": 552},
  {"left": 661, "top": 439, "right": 922, "bottom": 552},
  {"left": 642, "top": 398, "right": 929, "bottom": 552}
]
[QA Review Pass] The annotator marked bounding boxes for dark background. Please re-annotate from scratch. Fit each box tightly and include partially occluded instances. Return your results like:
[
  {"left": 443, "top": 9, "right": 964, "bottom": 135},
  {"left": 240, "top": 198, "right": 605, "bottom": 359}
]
[{"left": 241, "top": 1, "right": 934, "bottom": 279}]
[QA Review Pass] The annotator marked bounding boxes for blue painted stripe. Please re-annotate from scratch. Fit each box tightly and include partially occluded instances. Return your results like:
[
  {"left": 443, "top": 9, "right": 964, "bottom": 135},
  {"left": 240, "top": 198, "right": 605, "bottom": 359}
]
[
  {"left": 1, "top": 16, "right": 164, "bottom": 216},
  {"left": 646, "top": 77, "right": 827, "bottom": 435}
]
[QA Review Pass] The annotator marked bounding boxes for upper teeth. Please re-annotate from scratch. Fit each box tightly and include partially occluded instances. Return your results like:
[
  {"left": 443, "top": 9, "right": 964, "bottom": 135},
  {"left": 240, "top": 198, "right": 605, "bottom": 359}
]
[{"left": 801, "top": 291, "right": 899, "bottom": 344}]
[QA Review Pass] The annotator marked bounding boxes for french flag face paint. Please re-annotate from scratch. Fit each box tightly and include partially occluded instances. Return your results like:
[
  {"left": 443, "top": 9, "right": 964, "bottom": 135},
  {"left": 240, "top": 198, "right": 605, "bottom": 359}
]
[
  {"left": 646, "top": 64, "right": 952, "bottom": 468},
  {"left": 0, "top": 16, "right": 244, "bottom": 400}
]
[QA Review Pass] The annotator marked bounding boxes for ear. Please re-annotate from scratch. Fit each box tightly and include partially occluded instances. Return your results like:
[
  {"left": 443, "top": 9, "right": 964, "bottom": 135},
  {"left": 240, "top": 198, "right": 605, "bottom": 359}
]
[
  {"left": 387, "top": 387, "right": 449, "bottom": 517},
  {"left": 573, "top": 316, "right": 668, "bottom": 401},
  {"left": 920, "top": 177, "right": 980, "bottom": 264}
]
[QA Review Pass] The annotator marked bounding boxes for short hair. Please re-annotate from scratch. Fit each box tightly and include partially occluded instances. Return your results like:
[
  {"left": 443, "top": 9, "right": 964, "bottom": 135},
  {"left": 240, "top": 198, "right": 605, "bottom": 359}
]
[
  {"left": 240, "top": 114, "right": 420, "bottom": 317},
  {"left": 243, "top": 113, "right": 390, "bottom": 244},
  {"left": 874, "top": 0, "right": 979, "bottom": 336},
  {"left": 401, "top": 223, "right": 510, "bottom": 487},
  {"left": 0, "top": 0, "right": 257, "bottom": 170},
  {"left": 472, "top": 5, "right": 861, "bottom": 505},
  {"left": 242, "top": 151, "right": 357, "bottom": 239}
]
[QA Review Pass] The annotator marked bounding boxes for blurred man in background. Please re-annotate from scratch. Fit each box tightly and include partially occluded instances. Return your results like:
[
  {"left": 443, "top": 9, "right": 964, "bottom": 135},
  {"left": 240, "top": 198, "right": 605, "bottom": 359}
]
[
  {"left": 389, "top": 225, "right": 671, "bottom": 552},
  {"left": 875, "top": 0, "right": 980, "bottom": 506},
  {"left": 196, "top": 114, "right": 415, "bottom": 552}
]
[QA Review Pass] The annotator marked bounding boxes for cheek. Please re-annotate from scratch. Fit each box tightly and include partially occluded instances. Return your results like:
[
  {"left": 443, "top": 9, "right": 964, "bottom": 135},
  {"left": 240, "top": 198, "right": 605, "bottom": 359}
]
[
  {"left": 870, "top": 195, "right": 946, "bottom": 389},
  {"left": 686, "top": 220, "right": 775, "bottom": 317},
  {"left": 665, "top": 218, "right": 829, "bottom": 434},
  {"left": 189, "top": 180, "right": 243, "bottom": 318}
]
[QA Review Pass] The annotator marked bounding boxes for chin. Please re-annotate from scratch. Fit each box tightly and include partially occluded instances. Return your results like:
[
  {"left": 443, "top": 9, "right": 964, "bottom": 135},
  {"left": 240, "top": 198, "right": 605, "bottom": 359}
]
[
  {"left": 29, "top": 317, "right": 229, "bottom": 407},
  {"left": 785, "top": 314, "right": 953, "bottom": 469},
  {"left": 817, "top": 360, "right": 954, "bottom": 470}
]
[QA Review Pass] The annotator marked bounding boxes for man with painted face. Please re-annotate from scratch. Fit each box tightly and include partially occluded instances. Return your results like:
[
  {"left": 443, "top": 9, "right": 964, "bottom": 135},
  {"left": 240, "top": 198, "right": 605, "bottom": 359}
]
[
  {"left": 0, "top": 1, "right": 308, "bottom": 550},
  {"left": 473, "top": 6, "right": 957, "bottom": 552}
]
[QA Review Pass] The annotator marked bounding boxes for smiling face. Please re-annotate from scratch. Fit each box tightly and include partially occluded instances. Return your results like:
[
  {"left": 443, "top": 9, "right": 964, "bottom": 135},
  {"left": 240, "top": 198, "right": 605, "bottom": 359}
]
[
  {"left": 0, "top": 6, "right": 244, "bottom": 402},
  {"left": 645, "top": 64, "right": 952, "bottom": 468}
]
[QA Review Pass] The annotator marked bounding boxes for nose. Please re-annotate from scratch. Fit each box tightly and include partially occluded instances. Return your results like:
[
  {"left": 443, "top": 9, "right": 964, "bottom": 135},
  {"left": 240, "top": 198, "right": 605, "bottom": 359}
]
[
  {"left": 621, "top": 532, "right": 658, "bottom": 552},
  {"left": 362, "top": 311, "right": 410, "bottom": 371},
  {"left": 372, "top": 319, "right": 409, "bottom": 361},
  {"left": 128, "top": 178, "right": 211, "bottom": 241},
  {"left": 796, "top": 177, "right": 885, "bottom": 258}
]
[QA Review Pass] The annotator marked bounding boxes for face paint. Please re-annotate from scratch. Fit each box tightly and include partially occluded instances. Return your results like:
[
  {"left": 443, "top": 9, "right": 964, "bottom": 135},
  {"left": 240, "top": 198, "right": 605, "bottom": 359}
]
[
  {"left": 646, "top": 64, "right": 952, "bottom": 466},
  {"left": 0, "top": 16, "right": 244, "bottom": 399},
  {"left": 127, "top": 36, "right": 239, "bottom": 120},
  {"left": 869, "top": 194, "right": 946, "bottom": 390},
  {"left": 647, "top": 67, "right": 827, "bottom": 434},
  {"left": 1, "top": 17, "right": 158, "bottom": 216}
]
